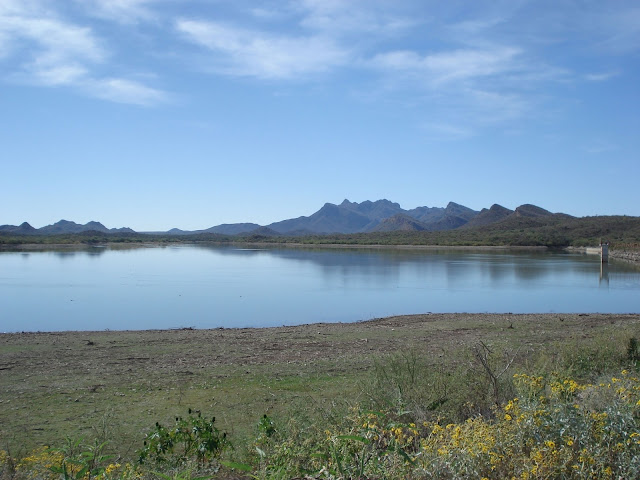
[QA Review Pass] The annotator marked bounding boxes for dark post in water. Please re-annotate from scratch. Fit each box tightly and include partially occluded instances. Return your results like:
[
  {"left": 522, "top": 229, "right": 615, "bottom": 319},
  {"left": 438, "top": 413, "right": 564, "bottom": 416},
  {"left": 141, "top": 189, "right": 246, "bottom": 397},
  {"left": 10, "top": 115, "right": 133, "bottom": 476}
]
[{"left": 600, "top": 241, "right": 609, "bottom": 263}]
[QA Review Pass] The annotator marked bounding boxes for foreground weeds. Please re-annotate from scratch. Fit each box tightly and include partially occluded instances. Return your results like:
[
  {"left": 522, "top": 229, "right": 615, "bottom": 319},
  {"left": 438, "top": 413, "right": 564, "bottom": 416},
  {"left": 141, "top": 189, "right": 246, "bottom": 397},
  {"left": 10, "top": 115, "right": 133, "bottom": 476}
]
[
  {"left": 3, "top": 371, "right": 640, "bottom": 479},
  {"left": 3, "top": 332, "right": 640, "bottom": 479},
  {"left": 242, "top": 370, "right": 640, "bottom": 479}
]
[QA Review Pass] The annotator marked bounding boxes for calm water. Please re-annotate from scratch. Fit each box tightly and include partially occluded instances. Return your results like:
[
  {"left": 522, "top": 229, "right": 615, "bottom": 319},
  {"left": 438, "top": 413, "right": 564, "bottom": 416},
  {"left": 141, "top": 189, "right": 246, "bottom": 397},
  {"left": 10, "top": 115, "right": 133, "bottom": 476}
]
[{"left": 1, "top": 245, "right": 639, "bottom": 332}]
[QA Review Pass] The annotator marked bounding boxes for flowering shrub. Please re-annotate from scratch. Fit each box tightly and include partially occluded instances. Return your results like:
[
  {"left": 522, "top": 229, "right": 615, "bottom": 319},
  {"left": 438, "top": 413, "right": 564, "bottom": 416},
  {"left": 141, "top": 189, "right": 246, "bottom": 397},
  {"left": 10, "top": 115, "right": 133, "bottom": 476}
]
[
  {"left": 251, "top": 371, "right": 640, "bottom": 479},
  {"left": 0, "top": 445, "right": 139, "bottom": 480},
  {"left": 414, "top": 371, "right": 640, "bottom": 479},
  {"left": 4, "top": 371, "right": 640, "bottom": 479}
]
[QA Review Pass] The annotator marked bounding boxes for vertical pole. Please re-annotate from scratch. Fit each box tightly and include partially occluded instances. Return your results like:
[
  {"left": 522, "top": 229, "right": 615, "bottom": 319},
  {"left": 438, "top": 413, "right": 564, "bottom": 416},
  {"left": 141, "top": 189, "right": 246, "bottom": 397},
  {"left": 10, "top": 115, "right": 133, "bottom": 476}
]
[{"left": 600, "top": 242, "right": 609, "bottom": 263}]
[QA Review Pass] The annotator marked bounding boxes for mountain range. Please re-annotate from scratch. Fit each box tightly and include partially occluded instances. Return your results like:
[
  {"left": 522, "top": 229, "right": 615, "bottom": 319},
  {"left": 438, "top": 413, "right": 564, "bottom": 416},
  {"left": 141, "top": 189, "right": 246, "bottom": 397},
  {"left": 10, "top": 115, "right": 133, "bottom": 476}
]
[
  {"left": 0, "top": 220, "right": 135, "bottom": 235},
  {"left": 0, "top": 199, "right": 572, "bottom": 237}
]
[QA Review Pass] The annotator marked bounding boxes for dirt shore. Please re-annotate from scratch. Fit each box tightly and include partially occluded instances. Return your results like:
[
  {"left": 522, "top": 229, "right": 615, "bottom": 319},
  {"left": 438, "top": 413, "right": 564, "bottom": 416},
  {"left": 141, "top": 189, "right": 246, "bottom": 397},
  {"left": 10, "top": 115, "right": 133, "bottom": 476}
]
[
  {"left": 3, "top": 313, "right": 638, "bottom": 370},
  {"left": 2, "top": 313, "right": 640, "bottom": 456}
]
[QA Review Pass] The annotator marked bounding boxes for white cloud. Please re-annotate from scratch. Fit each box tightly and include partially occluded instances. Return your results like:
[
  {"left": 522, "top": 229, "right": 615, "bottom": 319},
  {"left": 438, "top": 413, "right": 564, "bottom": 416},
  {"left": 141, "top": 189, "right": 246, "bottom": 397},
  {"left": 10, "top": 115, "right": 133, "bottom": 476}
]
[
  {"left": 585, "top": 71, "right": 620, "bottom": 82},
  {"left": 91, "top": 78, "right": 168, "bottom": 105},
  {"left": 0, "top": 0, "right": 168, "bottom": 105},
  {"left": 370, "top": 46, "right": 522, "bottom": 85},
  {"left": 176, "top": 19, "right": 350, "bottom": 80},
  {"left": 298, "top": 0, "right": 417, "bottom": 36},
  {"left": 78, "top": 0, "right": 160, "bottom": 24},
  {"left": 0, "top": 10, "right": 105, "bottom": 88},
  {"left": 30, "top": 63, "right": 88, "bottom": 86},
  {"left": 0, "top": 14, "right": 105, "bottom": 66}
]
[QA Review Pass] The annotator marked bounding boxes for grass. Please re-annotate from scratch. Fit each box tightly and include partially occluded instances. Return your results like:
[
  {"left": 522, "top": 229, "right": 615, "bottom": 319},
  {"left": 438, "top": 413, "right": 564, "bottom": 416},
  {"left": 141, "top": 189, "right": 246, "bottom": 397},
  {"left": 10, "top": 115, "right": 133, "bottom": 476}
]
[{"left": 2, "top": 313, "right": 640, "bottom": 478}]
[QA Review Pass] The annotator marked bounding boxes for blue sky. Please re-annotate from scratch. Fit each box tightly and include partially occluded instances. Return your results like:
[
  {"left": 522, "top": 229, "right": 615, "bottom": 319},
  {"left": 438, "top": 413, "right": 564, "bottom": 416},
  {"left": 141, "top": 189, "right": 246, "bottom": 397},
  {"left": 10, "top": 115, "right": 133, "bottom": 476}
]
[{"left": 1, "top": 0, "right": 638, "bottom": 231}]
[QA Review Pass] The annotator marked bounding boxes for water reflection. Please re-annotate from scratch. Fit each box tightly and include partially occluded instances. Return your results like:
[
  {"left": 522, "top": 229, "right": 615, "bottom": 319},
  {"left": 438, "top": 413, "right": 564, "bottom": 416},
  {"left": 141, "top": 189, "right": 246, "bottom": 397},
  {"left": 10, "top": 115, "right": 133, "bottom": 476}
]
[
  {"left": 1, "top": 244, "right": 639, "bottom": 332},
  {"left": 600, "top": 263, "right": 610, "bottom": 287},
  {"left": 44, "top": 248, "right": 109, "bottom": 260}
]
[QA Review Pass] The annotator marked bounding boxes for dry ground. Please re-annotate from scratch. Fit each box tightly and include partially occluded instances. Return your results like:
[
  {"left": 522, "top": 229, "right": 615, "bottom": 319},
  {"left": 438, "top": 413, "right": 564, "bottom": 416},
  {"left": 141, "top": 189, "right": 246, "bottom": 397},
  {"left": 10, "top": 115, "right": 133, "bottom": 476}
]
[{"left": 2, "top": 313, "right": 640, "bottom": 457}]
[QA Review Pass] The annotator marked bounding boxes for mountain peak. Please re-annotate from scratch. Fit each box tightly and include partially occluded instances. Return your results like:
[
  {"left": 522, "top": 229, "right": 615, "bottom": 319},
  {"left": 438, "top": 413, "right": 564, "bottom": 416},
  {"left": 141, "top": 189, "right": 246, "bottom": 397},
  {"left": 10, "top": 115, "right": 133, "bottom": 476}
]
[
  {"left": 489, "top": 204, "right": 509, "bottom": 211},
  {"left": 514, "top": 204, "right": 552, "bottom": 217},
  {"left": 463, "top": 204, "right": 514, "bottom": 228}
]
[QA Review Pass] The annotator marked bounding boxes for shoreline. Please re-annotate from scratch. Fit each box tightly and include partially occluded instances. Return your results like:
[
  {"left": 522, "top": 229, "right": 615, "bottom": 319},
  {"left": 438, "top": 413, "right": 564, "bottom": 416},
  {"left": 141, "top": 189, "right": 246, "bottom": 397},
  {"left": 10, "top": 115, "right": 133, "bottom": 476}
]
[
  {"left": 3, "top": 242, "right": 639, "bottom": 265},
  {"left": 3, "top": 312, "right": 640, "bottom": 337},
  {"left": 0, "top": 242, "right": 550, "bottom": 250}
]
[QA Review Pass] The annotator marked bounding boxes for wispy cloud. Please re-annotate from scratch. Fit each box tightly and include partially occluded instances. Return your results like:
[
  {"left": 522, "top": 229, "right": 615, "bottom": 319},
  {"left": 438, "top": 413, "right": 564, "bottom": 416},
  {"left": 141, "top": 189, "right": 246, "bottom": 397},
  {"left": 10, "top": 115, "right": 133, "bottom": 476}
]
[
  {"left": 297, "top": 0, "right": 417, "bottom": 36},
  {"left": 77, "top": 0, "right": 160, "bottom": 24},
  {"left": 583, "top": 139, "right": 619, "bottom": 155},
  {"left": 369, "top": 46, "right": 522, "bottom": 85},
  {"left": 366, "top": 44, "right": 534, "bottom": 137},
  {"left": 91, "top": 77, "right": 168, "bottom": 105},
  {"left": 420, "top": 122, "right": 475, "bottom": 141},
  {"left": 0, "top": 0, "right": 169, "bottom": 105},
  {"left": 0, "top": 14, "right": 105, "bottom": 68},
  {"left": 176, "top": 1, "right": 419, "bottom": 81},
  {"left": 176, "top": 19, "right": 351, "bottom": 80},
  {"left": 1, "top": 0, "right": 635, "bottom": 119},
  {"left": 591, "top": 7, "right": 640, "bottom": 54},
  {"left": 585, "top": 71, "right": 620, "bottom": 82}
]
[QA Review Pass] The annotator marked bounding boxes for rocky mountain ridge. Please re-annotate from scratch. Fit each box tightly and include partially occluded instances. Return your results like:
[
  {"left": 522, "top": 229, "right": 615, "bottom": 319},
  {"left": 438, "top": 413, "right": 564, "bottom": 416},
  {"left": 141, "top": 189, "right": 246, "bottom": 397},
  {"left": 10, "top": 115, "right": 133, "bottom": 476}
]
[
  {"left": 0, "top": 219, "right": 135, "bottom": 235},
  {"left": 0, "top": 200, "right": 572, "bottom": 236}
]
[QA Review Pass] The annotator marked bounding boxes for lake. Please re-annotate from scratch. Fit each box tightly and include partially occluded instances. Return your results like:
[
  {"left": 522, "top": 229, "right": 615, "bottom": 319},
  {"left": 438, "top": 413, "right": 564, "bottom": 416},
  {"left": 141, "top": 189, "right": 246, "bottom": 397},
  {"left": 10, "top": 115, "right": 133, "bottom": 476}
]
[{"left": 1, "top": 244, "right": 639, "bottom": 332}]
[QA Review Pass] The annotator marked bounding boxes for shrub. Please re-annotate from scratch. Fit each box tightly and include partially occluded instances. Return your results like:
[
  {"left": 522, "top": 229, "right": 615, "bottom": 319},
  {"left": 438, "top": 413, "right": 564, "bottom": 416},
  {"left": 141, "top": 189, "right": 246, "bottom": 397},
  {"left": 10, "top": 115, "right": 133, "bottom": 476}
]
[{"left": 138, "top": 409, "right": 229, "bottom": 469}]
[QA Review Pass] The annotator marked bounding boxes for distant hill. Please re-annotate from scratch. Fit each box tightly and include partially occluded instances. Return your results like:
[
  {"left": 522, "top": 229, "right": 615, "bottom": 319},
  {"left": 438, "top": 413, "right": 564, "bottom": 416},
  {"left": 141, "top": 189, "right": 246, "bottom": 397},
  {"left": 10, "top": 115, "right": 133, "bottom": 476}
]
[
  {"left": 425, "top": 202, "right": 479, "bottom": 231},
  {"left": 373, "top": 214, "right": 430, "bottom": 232},
  {"left": 0, "top": 220, "right": 134, "bottom": 235},
  {"left": 405, "top": 205, "right": 445, "bottom": 224},
  {"left": 202, "top": 223, "right": 261, "bottom": 235},
  {"left": 0, "top": 222, "right": 37, "bottom": 234},
  {"left": 463, "top": 204, "right": 514, "bottom": 228},
  {"left": 244, "top": 226, "right": 281, "bottom": 237},
  {"left": 513, "top": 204, "right": 553, "bottom": 218},
  {"left": 264, "top": 199, "right": 481, "bottom": 234},
  {"left": 339, "top": 199, "right": 405, "bottom": 229},
  {"left": 0, "top": 200, "right": 599, "bottom": 241},
  {"left": 267, "top": 201, "right": 382, "bottom": 234},
  {"left": 166, "top": 228, "right": 190, "bottom": 235}
]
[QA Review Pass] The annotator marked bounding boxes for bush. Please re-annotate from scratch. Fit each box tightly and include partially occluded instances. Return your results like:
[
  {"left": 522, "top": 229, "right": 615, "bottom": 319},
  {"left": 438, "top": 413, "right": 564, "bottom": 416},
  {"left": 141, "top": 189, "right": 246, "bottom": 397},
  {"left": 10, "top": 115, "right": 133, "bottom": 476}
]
[{"left": 138, "top": 409, "right": 229, "bottom": 469}]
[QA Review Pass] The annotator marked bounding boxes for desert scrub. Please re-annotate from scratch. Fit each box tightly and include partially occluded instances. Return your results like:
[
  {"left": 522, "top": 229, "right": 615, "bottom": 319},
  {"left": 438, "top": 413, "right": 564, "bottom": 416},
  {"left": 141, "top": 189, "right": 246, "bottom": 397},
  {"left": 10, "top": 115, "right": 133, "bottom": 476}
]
[
  {"left": 250, "top": 371, "right": 640, "bottom": 479},
  {"left": 415, "top": 371, "right": 640, "bottom": 479},
  {"left": 248, "top": 404, "right": 426, "bottom": 479},
  {"left": 364, "top": 344, "right": 520, "bottom": 425},
  {"left": 0, "top": 443, "right": 137, "bottom": 480},
  {"left": 313, "top": 408, "right": 422, "bottom": 479},
  {"left": 1, "top": 446, "right": 63, "bottom": 480},
  {"left": 6, "top": 371, "right": 640, "bottom": 479}
]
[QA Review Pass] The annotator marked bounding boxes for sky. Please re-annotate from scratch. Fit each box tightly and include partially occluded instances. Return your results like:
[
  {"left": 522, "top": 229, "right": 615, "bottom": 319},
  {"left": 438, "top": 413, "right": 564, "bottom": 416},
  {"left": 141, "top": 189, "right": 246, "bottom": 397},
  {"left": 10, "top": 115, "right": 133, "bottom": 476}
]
[{"left": 1, "top": 0, "right": 639, "bottom": 231}]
